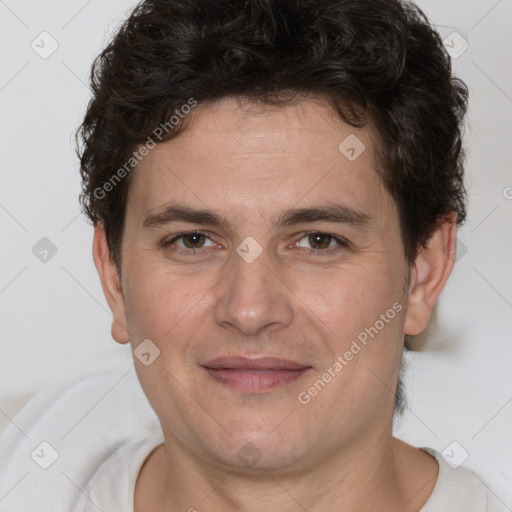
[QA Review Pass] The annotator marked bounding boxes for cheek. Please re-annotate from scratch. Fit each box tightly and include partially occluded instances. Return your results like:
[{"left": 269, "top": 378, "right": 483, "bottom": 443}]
[
  {"left": 298, "top": 260, "right": 403, "bottom": 338},
  {"left": 303, "top": 264, "right": 406, "bottom": 398},
  {"left": 123, "top": 261, "right": 205, "bottom": 342}
]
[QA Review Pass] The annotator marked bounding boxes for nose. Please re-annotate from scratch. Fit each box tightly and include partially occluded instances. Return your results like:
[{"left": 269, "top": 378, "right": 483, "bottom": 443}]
[{"left": 213, "top": 248, "right": 294, "bottom": 337}]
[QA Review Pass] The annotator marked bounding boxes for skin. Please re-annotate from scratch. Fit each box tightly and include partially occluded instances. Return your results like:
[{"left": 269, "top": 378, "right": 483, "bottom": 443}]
[{"left": 93, "top": 97, "right": 457, "bottom": 511}]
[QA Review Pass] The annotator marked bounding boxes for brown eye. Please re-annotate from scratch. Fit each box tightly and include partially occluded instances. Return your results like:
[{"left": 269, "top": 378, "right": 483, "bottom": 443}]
[
  {"left": 295, "top": 232, "right": 348, "bottom": 255},
  {"left": 181, "top": 232, "right": 207, "bottom": 249},
  {"left": 162, "top": 231, "right": 215, "bottom": 253},
  {"left": 307, "top": 233, "right": 333, "bottom": 250}
]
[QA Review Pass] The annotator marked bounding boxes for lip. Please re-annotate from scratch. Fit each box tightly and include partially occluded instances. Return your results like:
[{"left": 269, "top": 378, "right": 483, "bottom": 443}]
[
  {"left": 203, "top": 356, "right": 309, "bottom": 370},
  {"left": 201, "top": 356, "right": 312, "bottom": 392}
]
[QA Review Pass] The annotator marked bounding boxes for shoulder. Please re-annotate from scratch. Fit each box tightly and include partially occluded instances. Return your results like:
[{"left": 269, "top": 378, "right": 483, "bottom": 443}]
[
  {"left": 74, "top": 434, "right": 164, "bottom": 512},
  {"left": 420, "top": 448, "right": 511, "bottom": 512},
  {"left": 0, "top": 361, "right": 161, "bottom": 511}
]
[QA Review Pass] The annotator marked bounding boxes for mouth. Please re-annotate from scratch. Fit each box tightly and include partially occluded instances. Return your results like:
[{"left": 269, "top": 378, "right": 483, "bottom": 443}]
[{"left": 201, "top": 356, "right": 312, "bottom": 392}]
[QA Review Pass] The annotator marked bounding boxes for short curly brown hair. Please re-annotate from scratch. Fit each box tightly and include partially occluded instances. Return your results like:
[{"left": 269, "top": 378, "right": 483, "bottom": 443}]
[{"left": 77, "top": 0, "right": 468, "bottom": 276}]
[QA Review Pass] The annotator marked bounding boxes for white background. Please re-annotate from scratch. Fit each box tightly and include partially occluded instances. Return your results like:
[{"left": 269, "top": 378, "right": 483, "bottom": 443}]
[{"left": 0, "top": 0, "right": 511, "bottom": 505}]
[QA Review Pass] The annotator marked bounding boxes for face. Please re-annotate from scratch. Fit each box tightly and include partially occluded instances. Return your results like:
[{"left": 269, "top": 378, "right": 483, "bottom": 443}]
[{"left": 105, "top": 97, "right": 413, "bottom": 471}]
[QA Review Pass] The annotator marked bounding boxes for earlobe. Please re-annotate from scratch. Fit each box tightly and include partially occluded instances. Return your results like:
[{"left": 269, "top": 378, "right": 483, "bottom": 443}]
[
  {"left": 404, "top": 212, "right": 458, "bottom": 336},
  {"left": 92, "top": 223, "right": 131, "bottom": 344}
]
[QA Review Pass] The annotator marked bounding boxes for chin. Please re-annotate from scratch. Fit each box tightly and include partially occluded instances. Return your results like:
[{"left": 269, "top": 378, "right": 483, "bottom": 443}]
[{"left": 197, "top": 420, "right": 313, "bottom": 472}]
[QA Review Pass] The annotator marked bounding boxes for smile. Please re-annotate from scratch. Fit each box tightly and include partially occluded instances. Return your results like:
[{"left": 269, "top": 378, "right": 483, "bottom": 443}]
[{"left": 201, "top": 356, "right": 312, "bottom": 392}]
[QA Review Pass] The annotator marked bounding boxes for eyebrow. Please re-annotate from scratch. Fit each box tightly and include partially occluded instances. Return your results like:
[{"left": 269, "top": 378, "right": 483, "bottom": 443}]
[{"left": 142, "top": 202, "right": 371, "bottom": 230}]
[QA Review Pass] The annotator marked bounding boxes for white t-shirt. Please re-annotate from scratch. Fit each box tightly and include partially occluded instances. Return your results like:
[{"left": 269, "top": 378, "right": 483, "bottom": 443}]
[
  {"left": 0, "top": 363, "right": 509, "bottom": 512},
  {"left": 72, "top": 438, "right": 509, "bottom": 512}
]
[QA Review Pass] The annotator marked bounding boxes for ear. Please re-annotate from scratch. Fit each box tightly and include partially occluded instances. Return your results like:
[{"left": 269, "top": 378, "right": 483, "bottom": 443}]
[
  {"left": 92, "top": 223, "right": 130, "bottom": 344},
  {"left": 404, "top": 212, "right": 458, "bottom": 336}
]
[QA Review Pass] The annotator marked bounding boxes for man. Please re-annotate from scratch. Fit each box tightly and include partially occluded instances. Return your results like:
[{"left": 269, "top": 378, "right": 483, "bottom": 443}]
[{"left": 0, "top": 0, "right": 507, "bottom": 510}]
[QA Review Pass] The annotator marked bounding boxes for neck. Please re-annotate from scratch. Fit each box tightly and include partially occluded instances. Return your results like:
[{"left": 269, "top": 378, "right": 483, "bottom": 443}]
[{"left": 135, "top": 429, "right": 438, "bottom": 512}]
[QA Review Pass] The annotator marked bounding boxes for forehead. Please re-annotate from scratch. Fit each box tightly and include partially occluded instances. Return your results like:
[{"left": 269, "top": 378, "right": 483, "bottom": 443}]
[{"left": 126, "top": 97, "right": 396, "bottom": 229}]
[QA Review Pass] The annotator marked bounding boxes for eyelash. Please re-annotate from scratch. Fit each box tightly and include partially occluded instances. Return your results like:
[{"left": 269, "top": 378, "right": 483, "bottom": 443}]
[{"left": 161, "top": 231, "right": 349, "bottom": 256}]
